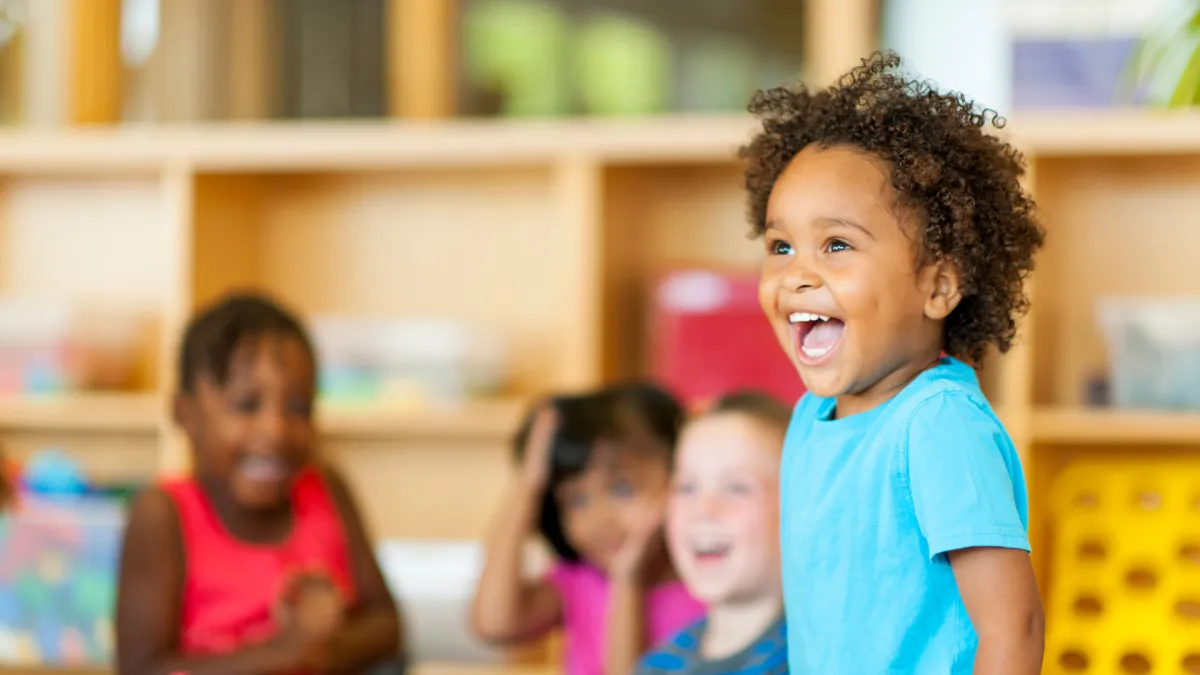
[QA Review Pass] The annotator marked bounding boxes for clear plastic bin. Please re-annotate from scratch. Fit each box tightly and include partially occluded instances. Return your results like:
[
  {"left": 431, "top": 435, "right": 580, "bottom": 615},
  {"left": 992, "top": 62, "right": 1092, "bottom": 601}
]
[
  {"left": 311, "top": 317, "right": 509, "bottom": 404},
  {"left": 0, "top": 299, "right": 149, "bottom": 395},
  {"left": 0, "top": 494, "right": 126, "bottom": 666},
  {"left": 1097, "top": 297, "right": 1200, "bottom": 410}
]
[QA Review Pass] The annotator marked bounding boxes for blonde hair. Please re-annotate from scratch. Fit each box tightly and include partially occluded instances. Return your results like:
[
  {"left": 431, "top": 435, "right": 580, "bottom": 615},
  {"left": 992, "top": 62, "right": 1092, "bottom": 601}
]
[{"left": 705, "top": 390, "right": 792, "bottom": 437}]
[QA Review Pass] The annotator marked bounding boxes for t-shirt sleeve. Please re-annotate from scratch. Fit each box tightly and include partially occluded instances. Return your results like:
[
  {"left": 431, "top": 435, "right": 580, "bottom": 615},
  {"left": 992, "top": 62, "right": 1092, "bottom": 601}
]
[{"left": 904, "top": 391, "right": 1031, "bottom": 561}]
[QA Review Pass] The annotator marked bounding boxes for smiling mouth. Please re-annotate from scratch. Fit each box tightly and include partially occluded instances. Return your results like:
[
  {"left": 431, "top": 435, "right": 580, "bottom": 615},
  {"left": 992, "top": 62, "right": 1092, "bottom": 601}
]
[
  {"left": 692, "top": 541, "right": 732, "bottom": 565},
  {"left": 239, "top": 455, "right": 290, "bottom": 484},
  {"left": 788, "top": 312, "right": 845, "bottom": 364}
]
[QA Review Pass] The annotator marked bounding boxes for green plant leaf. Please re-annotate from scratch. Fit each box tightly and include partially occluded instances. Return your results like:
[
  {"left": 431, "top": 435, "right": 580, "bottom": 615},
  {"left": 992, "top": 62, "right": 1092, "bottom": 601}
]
[
  {"left": 1118, "top": 3, "right": 1200, "bottom": 104},
  {"left": 1168, "top": 31, "right": 1200, "bottom": 106}
]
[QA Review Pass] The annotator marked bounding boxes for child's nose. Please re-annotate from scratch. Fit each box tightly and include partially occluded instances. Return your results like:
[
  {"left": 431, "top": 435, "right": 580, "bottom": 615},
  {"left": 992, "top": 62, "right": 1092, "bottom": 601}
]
[
  {"left": 781, "top": 253, "right": 820, "bottom": 293},
  {"left": 255, "top": 410, "right": 287, "bottom": 444},
  {"left": 698, "top": 493, "right": 724, "bottom": 518}
]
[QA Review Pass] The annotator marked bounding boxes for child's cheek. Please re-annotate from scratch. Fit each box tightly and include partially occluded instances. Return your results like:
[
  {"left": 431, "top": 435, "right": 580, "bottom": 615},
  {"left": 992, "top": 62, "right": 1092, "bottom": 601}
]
[{"left": 664, "top": 499, "right": 693, "bottom": 561}]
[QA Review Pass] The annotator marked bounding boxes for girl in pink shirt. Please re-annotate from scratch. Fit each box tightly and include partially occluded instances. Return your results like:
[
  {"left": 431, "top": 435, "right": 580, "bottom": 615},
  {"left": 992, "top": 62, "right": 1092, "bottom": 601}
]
[
  {"left": 115, "top": 293, "right": 403, "bottom": 675},
  {"left": 471, "top": 384, "right": 705, "bottom": 675}
]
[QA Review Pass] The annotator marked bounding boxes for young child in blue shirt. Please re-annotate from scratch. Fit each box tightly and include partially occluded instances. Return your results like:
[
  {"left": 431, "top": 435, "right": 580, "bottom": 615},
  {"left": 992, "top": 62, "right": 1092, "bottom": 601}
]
[
  {"left": 743, "top": 51, "right": 1046, "bottom": 673},
  {"left": 636, "top": 392, "right": 790, "bottom": 675}
]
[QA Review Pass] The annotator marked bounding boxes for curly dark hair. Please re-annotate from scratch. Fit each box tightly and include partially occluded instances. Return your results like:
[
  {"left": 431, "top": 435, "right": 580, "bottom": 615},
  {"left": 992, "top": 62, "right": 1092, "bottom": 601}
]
[
  {"left": 741, "top": 50, "right": 1044, "bottom": 363},
  {"left": 178, "top": 291, "right": 315, "bottom": 393}
]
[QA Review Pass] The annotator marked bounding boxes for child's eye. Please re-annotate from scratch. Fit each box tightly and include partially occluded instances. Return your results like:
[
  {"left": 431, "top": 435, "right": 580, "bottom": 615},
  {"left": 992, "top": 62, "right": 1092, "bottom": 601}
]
[
  {"left": 726, "top": 482, "right": 752, "bottom": 496},
  {"left": 825, "top": 238, "right": 852, "bottom": 253},
  {"left": 673, "top": 481, "right": 696, "bottom": 496},
  {"left": 562, "top": 492, "right": 588, "bottom": 510},
  {"left": 287, "top": 398, "right": 312, "bottom": 419},
  {"left": 769, "top": 239, "right": 793, "bottom": 256},
  {"left": 610, "top": 480, "right": 635, "bottom": 498},
  {"left": 231, "top": 395, "right": 259, "bottom": 414}
]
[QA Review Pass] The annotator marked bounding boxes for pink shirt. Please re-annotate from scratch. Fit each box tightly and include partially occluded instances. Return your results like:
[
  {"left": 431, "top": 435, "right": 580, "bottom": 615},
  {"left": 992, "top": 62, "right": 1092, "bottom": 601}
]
[{"left": 548, "top": 562, "right": 705, "bottom": 675}]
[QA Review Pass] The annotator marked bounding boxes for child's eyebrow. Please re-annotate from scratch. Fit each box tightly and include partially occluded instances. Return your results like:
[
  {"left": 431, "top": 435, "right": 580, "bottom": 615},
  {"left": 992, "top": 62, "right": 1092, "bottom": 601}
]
[{"left": 817, "top": 216, "right": 876, "bottom": 240}]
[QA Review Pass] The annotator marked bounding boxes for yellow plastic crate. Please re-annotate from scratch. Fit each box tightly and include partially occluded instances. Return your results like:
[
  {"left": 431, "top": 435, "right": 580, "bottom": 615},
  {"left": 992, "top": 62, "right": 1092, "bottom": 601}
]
[{"left": 1048, "top": 460, "right": 1200, "bottom": 673}]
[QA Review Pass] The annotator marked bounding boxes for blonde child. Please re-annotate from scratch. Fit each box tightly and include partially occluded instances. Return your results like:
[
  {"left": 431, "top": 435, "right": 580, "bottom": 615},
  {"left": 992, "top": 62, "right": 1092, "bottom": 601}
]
[
  {"left": 470, "top": 383, "right": 704, "bottom": 675},
  {"left": 746, "top": 51, "right": 1045, "bottom": 672},
  {"left": 116, "top": 292, "right": 403, "bottom": 674},
  {"left": 638, "top": 391, "right": 790, "bottom": 675}
]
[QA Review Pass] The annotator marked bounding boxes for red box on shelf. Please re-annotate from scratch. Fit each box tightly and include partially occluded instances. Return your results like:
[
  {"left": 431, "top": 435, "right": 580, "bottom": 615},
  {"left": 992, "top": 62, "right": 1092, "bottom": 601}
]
[{"left": 649, "top": 269, "right": 806, "bottom": 411}]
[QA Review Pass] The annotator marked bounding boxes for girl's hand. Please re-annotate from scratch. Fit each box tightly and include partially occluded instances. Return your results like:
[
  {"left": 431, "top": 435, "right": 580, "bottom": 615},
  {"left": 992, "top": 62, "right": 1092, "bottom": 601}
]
[
  {"left": 520, "top": 404, "right": 558, "bottom": 491},
  {"left": 610, "top": 497, "right": 667, "bottom": 583},
  {"left": 271, "top": 573, "right": 346, "bottom": 667}
]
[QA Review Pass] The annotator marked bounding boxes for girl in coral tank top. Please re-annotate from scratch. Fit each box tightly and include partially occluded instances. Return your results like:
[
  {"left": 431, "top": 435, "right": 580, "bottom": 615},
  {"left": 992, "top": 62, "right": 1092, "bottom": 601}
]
[{"left": 115, "top": 293, "right": 403, "bottom": 675}]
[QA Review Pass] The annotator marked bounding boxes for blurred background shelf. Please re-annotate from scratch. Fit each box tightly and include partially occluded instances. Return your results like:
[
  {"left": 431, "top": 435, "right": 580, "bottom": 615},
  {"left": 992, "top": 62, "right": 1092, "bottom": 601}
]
[
  {"left": 0, "top": 392, "right": 526, "bottom": 439},
  {"left": 0, "top": 393, "right": 159, "bottom": 432},
  {"left": 1010, "top": 109, "right": 1200, "bottom": 156},
  {"left": 1032, "top": 407, "right": 1200, "bottom": 445},
  {"left": 2, "top": 111, "right": 1200, "bottom": 172},
  {"left": 319, "top": 397, "right": 526, "bottom": 440}
]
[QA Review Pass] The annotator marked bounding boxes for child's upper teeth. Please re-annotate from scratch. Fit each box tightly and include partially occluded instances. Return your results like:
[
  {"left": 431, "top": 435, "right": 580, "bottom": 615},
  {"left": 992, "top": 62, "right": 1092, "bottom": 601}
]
[{"left": 788, "top": 312, "right": 830, "bottom": 323}]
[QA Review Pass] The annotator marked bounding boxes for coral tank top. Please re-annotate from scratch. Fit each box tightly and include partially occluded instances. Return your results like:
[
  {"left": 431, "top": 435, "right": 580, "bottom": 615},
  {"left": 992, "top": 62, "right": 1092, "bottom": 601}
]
[{"left": 162, "top": 467, "right": 356, "bottom": 660}]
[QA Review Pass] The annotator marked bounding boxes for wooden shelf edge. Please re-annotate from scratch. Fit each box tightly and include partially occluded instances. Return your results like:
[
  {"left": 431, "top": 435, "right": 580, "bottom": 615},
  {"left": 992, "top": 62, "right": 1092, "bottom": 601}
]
[
  {"left": 1032, "top": 406, "right": 1200, "bottom": 445},
  {"left": 0, "top": 393, "right": 162, "bottom": 432},
  {"left": 1006, "top": 108, "right": 1200, "bottom": 156},
  {"left": 0, "top": 116, "right": 755, "bottom": 172},
  {"left": 317, "top": 397, "right": 527, "bottom": 440},
  {"left": 0, "top": 109, "right": 1192, "bottom": 173},
  {"left": 0, "top": 393, "right": 525, "bottom": 441}
]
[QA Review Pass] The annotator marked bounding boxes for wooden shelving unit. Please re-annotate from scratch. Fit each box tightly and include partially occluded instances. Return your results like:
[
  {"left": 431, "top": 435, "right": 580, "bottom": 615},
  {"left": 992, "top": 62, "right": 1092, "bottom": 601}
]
[{"left": 0, "top": 110, "right": 1197, "bottom": 542}]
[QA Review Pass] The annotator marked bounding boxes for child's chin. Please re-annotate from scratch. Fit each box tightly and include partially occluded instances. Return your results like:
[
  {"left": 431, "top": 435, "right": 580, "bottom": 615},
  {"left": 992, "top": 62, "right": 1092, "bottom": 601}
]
[
  {"left": 684, "top": 572, "right": 740, "bottom": 603},
  {"left": 794, "top": 367, "right": 845, "bottom": 399},
  {"left": 233, "top": 483, "right": 289, "bottom": 511}
]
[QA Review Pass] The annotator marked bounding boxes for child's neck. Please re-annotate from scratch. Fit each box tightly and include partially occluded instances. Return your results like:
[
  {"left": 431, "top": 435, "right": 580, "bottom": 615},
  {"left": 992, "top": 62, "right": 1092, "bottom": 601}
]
[
  {"left": 701, "top": 593, "right": 783, "bottom": 660},
  {"left": 198, "top": 475, "right": 294, "bottom": 545},
  {"left": 835, "top": 348, "right": 944, "bottom": 419}
]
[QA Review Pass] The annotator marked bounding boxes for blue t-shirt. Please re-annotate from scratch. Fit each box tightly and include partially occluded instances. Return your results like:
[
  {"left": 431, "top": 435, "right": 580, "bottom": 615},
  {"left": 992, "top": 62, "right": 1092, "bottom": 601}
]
[
  {"left": 781, "top": 357, "right": 1030, "bottom": 673},
  {"left": 635, "top": 613, "right": 787, "bottom": 675}
]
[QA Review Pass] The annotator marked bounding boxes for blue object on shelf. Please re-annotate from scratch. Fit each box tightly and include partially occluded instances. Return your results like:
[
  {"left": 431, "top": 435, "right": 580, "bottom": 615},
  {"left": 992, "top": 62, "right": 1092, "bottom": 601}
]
[
  {"left": 1012, "top": 37, "right": 1142, "bottom": 108},
  {"left": 21, "top": 450, "right": 88, "bottom": 499}
]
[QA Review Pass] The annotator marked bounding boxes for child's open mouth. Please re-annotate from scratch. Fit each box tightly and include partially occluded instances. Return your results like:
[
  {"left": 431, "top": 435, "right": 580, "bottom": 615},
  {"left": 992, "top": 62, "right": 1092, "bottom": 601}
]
[
  {"left": 789, "top": 312, "right": 845, "bottom": 365},
  {"left": 240, "top": 455, "right": 289, "bottom": 484},
  {"left": 692, "top": 542, "right": 732, "bottom": 565}
]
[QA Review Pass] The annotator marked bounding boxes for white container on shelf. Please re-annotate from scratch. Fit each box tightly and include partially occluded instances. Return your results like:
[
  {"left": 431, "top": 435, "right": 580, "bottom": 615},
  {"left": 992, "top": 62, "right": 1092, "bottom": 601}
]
[
  {"left": 0, "top": 301, "right": 74, "bottom": 395},
  {"left": 1097, "top": 297, "right": 1200, "bottom": 409}
]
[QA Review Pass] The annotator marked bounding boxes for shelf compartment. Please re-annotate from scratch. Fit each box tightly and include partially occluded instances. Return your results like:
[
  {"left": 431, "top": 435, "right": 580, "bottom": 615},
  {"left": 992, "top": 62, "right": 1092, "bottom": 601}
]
[
  {"left": 602, "top": 163, "right": 752, "bottom": 380},
  {"left": 1030, "top": 154, "right": 1200, "bottom": 408},
  {"left": 191, "top": 168, "right": 578, "bottom": 395}
]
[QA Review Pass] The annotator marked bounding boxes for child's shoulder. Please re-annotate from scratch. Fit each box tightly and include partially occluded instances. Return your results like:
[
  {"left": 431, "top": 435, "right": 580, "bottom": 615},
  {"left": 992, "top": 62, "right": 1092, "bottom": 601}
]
[
  {"left": 124, "top": 484, "right": 184, "bottom": 545},
  {"left": 896, "top": 358, "right": 1003, "bottom": 435}
]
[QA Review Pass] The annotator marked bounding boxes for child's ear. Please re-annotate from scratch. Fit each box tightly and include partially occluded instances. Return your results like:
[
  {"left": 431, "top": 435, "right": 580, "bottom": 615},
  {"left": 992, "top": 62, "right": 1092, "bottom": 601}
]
[{"left": 923, "top": 259, "right": 963, "bottom": 321}]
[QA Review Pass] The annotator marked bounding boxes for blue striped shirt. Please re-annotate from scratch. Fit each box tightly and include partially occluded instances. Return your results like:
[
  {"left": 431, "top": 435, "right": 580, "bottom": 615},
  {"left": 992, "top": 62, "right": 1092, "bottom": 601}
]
[{"left": 635, "top": 614, "right": 788, "bottom": 675}]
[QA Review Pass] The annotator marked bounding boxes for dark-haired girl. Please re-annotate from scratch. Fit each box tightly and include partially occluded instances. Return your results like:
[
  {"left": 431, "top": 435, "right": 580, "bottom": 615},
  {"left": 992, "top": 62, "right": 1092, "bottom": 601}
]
[
  {"left": 116, "top": 292, "right": 402, "bottom": 675},
  {"left": 470, "top": 383, "right": 703, "bottom": 675}
]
